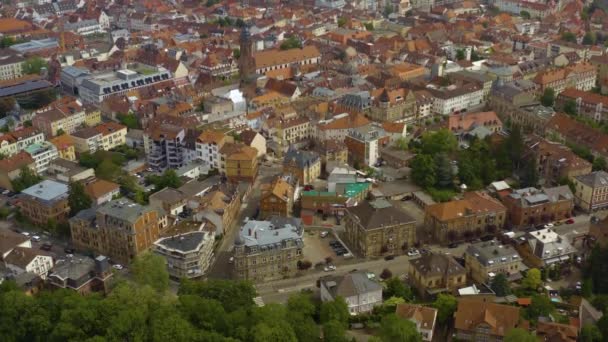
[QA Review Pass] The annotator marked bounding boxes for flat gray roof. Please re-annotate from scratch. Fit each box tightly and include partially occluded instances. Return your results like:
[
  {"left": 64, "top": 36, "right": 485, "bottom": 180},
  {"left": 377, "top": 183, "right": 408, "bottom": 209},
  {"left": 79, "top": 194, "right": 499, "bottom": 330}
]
[{"left": 21, "top": 180, "right": 68, "bottom": 202}]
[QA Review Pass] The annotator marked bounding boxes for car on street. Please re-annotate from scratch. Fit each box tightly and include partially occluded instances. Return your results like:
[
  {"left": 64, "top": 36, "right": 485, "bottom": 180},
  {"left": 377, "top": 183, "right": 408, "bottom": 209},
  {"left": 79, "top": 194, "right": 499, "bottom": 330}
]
[
  {"left": 407, "top": 249, "right": 420, "bottom": 257},
  {"left": 323, "top": 265, "right": 336, "bottom": 272},
  {"left": 544, "top": 223, "right": 554, "bottom": 228},
  {"left": 566, "top": 219, "right": 575, "bottom": 224},
  {"left": 66, "top": 254, "right": 74, "bottom": 258},
  {"left": 64, "top": 247, "right": 75, "bottom": 254},
  {"left": 112, "top": 264, "right": 124, "bottom": 270},
  {"left": 448, "top": 242, "right": 459, "bottom": 248},
  {"left": 384, "top": 255, "right": 395, "bottom": 261},
  {"left": 228, "top": 257, "right": 234, "bottom": 264},
  {"left": 21, "top": 232, "right": 30, "bottom": 237},
  {"left": 40, "top": 243, "right": 52, "bottom": 251},
  {"left": 320, "top": 231, "right": 329, "bottom": 238},
  {"left": 1, "top": 189, "right": 9, "bottom": 195},
  {"left": 31, "top": 235, "right": 41, "bottom": 242}
]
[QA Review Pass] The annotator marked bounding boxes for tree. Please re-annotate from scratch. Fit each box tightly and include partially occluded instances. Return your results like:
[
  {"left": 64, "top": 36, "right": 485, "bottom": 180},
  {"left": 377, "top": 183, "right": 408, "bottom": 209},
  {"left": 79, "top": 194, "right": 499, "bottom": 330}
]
[
  {"left": 490, "top": 273, "right": 511, "bottom": 297},
  {"left": 583, "top": 32, "right": 597, "bottom": 45},
  {"left": 232, "top": 48, "right": 241, "bottom": 59},
  {"left": 410, "top": 154, "right": 436, "bottom": 188},
  {"left": 0, "top": 97, "right": 15, "bottom": 118},
  {"left": 379, "top": 314, "right": 423, "bottom": 342},
  {"left": 337, "top": 17, "right": 347, "bottom": 27},
  {"left": 420, "top": 129, "right": 458, "bottom": 155},
  {"left": 131, "top": 252, "right": 169, "bottom": 293},
  {"left": 117, "top": 113, "right": 139, "bottom": 129},
  {"left": 147, "top": 169, "right": 183, "bottom": 192},
  {"left": 598, "top": 315, "right": 608, "bottom": 340},
  {"left": 280, "top": 36, "right": 302, "bottom": 50},
  {"left": 56, "top": 128, "right": 65, "bottom": 136},
  {"left": 456, "top": 49, "right": 466, "bottom": 61},
  {"left": 320, "top": 298, "right": 349, "bottom": 328},
  {"left": 252, "top": 321, "right": 297, "bottom": 342},
  {"left": 68, "top": 181, "right": 92, "bottom": 217},
  {"left": 520, "top": 10, "right": 531, "bottom": 19},
  {"left": 384, "top": 277, "right": 413, "bottom": 300},
  {"left": 383, "top": 3, "right": 394, "bottom": 17},
  {"left": 522, "top": 268, "right": 542, "bottom": 290},
  {"left": 22, "top": 56, "right": 47, "bottom": 75},
  {"left": 286, "top": 293, "right": 318, "bottom": 342},
  {"left": 435, "top": 153, "right": 454, "bottom": 189},
  {"left": 394, "top": 137, "right": 408, "bottom": 151},
  {"left": 593, "top": 156, "right": 607, "bottom": 171},
  {"left": 364, "top": 22, "right": 374, "bottom": 31},
  {"left": 432, "top": 294, "right": 458, "bottom": 324},
  {"left": 11, "top": 166, "right": 42, "bottom": 192},
  {"left": 504, "top": 328, "right": 536, "bottom": 342},
  {"left": 563, "top": 99, "right": 578, "bottom": 116},
  {"left": 527, "top": 295, "right": 554, "bottom": 319},
  {"left": 380, "top": 268, "right": 393, "bottom": 280},
  {"left": 540, "top": 88, "right": 555, "bottom": 107},
  {"left": 323, "top": 320, "right": 347, "bottom": 342},
  {"left": 178, "top": 279, "right": 256, "bottom": 312},
  {"left": 561, "top": 31, "right": 577, "bottom": 43},
  {"left": 580, "top": 323, "right": 602, "bottom": 342},
  {"left": 520, "top": 157, "right": 539, "bottom": 187}
]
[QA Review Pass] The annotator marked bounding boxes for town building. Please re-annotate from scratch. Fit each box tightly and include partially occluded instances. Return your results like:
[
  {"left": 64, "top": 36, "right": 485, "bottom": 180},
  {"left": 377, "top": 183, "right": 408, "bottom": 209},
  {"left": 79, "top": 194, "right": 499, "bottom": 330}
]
[
  {"left": 344, "top": 199, "right": 416, "bottom": 257},
  {"left": 4, "top": 247, "right": 53, "bottom": 279},
  {"left": 196, "top": 130, "right": 229, "bottom": 170},
  {"left": 344, "top": 123, "right": 388, "bottom": 167},
  {"left": 536, "top": 322, "right": 578, "bottom": 342},
  {"left": 524, "top": 227, "right": 575, "bottom": 266},
  {"left": 32, "top": 97, "right": 100, "bottom": 137},
  {"left": 149, "top": 188, "right": 187, "bottom": 217},
  {"left": 425, "top": 192, "right": 507, "bottom": 244},
  {"left": 24, "top": 141, "right": 58, "bottom": 174},
  {"left": 47, "top": 159, "right": 94, "bottom": 183},
  {"left": 0, "top": 50, "right": 24, "bottom": 80},
  {"left": 426, "top": 83, "right": 484, "bottom": 116},
  {"left": 48, "top": 134, "right": 76, "bottom": 161},
  {"left": 260, "top": 174, "right": 298, "bottom": 219},
  {"left": 464, "top": 240, "right": 522, "bottom": 284},
  {"left": 252, "top": 45, "right": 321, "bottom": 76},
  {"left": 369, "top": 88, "right": 417, "bottom": 123},
  {"left": 153, "top": 230, "right": 215, "bottom": 279},
  {"left": 447, "top": 111, "right": 503, "bottom": 137},
  {"left": 84, "top": 179, "right": 120, "bottom": 205},
  {"left": 219, "top": 143, "right": 258, "bottom": 183},
  {"left": 313, "top": 140, "right": 349, "bottom": 169},
  {"left": 0, "top": 227, "right": 31, "bottom": 259},
  {"left": 395, "top": 304, "right": 438, "bottom": 342},
  {"left": 454, "top": 298, "right": 523, "bottom": 341},
  {"left": 409, "top": 253, "right": 467, "bottom": 297},
  {"left": 94, "top": 122, "right": 127, "bottom": 151},
  {"left": 233, "top": 217, "right": 304, "bottom": 282},
  {"left": 528, "top": 137, "right": 592, "bottom": 185},
  {"left": 0, "top": 152, "right": 36, "bottom": 191},
  {"left": 69, "top": 199, "right": 161, "bottom": 264},
  {"left": 196, "top": 183, "right": 242, "bottom": 236},
  {"left": 556, "top": 88, "right": 608, "bottom": 123},
  {"left": 240, "top": 129, "right": 266, "bottom": 157},
  {"left": 501, "top": 186, "right": 574, "bottom": 227},
  {"left": 18, "top": 180, "right": 69, "bottom": 226},
  {"left": 70, "top": 127, "right": 103, "bottom": 154},
  {"left": 532, "top": 63, "right": 597, "bottom": 94},
  {"left": 47, "top": 255, "right": 113, "bottom": 295},
  {"left": 283, "top": 148, "right": 321, "bottom": 185},
  {"left": 320, "top": 271, "right": 383, "bottom": 315},
  {"left": 315, "top": 113, "right": 370, "bottom": 143},
  {"left": 0, "top": 127, "right": 45, "bottom": 157},
  {"left": 144, "top": 121, "right": 187, "bottom": 171},
  {"left": 572, "top": 171, "right": 608, "bottom": 212}
]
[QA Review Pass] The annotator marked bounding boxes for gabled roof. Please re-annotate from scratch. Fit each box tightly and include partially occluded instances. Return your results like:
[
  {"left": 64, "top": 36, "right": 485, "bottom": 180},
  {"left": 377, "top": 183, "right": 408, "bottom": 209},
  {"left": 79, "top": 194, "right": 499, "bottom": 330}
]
[
  {"left": 346, "top": 198, "right": 415, "bottom": 230},
  {"left": 320, "top": 271, "right": 382, "bottom": 298},
  {"left": 454, "top": 298, "right": 522, "bottom": 337},
  {"left": 409, "top": 253, "right": 465, "bottom": 278}
]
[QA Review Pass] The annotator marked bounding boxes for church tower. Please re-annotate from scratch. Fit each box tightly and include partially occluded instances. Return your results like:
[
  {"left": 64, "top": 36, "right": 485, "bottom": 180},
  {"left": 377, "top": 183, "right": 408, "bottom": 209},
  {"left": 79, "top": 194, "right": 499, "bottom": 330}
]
[{"left": 239, "top": 25, "right": 256, "bottom": 82}]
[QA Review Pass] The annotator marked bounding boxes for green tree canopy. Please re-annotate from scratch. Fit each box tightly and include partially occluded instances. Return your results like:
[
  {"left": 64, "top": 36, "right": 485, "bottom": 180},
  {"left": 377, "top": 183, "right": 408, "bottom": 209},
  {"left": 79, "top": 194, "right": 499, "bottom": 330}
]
[
  {"left": 147, "top": 169, "right": 183, "bottom": 192},
  {"left": 520, "top": 10, "right": 531, "bottom": 19},
  {"left": 410, "top": 154, "right": 436, "bottom": 188},
  {"left": 22, "top": 56, "right": 47, "bottom": 75},
  {"left": 379, "top": 314, "right": 423, "bottom": 342},
  {"left": 593, "top": 156, "right": 607, "bottom": 171},
  {"left": 563, "top": 99, "right": 578, "bottom": 116},
  {"left": 561, "top": 31, "right": 577, "bottom": 43},
  {"left": 131, "top": 252, "right": 170, "bottom": 293},
  {"left": 504, "top": 328, "right": 536, "bottom": 342},
  {"left": 337, "top": 17, "right": 347, "bottom": 27},
  {"left": 68, "top": 181, "right": 93, "bottom": 217},
  {"left": 526, "top": 295, "right": 554, "bottom": 319},
  {"left": 320, "top": 297, "right": 349, "bottom": 328},
  {"left": 280, "top": 36, "right": 302, "bottom": 50},
  {"left": 117, "top": 113, "right": 140, "bottom": 129},
  {"left": 11, "top": 166, "right": 42, "bottom": 192},
  {"left": 0, "top": 97, "right": 15, "bottom": 118},
  {"left": 540, "top": 88, "right": 555, "bottom": 107},
  {"left": 490, "top": 273, "right": 511, "bottom": 297},
  {"left": 322, "top": 320, "right": 347, "bottom": 342},
  {"left": 384, "top": 277, "right": 413, "bottom": 301},
  {"left": 522, "top": 268, "right": 542, "bottom": 290},
  {"left": 420, "top": 128, "right": 458, "bottom": 155},
  {"left": 456, "top": 49, "right": 466, "bottom": 61},
  {"left": 432, "top": 294, "right": 458, "bottom": 324},
  {"left": 580, "top": 323, "right": 602, "bottom": 342}
]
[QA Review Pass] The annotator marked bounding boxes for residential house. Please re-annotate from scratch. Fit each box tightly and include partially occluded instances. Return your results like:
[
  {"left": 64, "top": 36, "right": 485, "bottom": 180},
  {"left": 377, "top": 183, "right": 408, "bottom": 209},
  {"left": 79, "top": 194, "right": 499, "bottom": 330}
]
[
  {"left": 0, "top": 50, "right": 24, "bottom": 80},
  {"left": 84, "top": 179, "right": 120, "bottom": 205},
  {"left": 320, "top": 271, "right": 383, "bottom": 315},
  {"left": 536, "top": 321, "right": 578, "bottom": 342},
  {"left": 546, "top": 112, "right": 608, "bottom": 160},
  {"left": 219, "top": 143, "right": 258, "bottom": 183},
  {"left": 528, "top": 137, "right": 592, "bottom": 185},
  {"left": 48, "top": 134, "right": 76, "bottom": 161},
  {"left": 369, "top": 88, "right": 417, "bottom": 123},
  {"left": 70, "top": 127, "right": 102, "bottom": 154},
  {"left": 196, "top": 130, "right": 229, "bottom": 170},
  {"left": 18, "top": 180, "right": 70, "bottom": 226},
  {"left": 464, "top": 240, "right": 522, "bottom": 284},
  {"left": 0, "top": 152, "right": 36, "bottom": 191},
  {"left": 0, "top": 227, "right": 31, "bottom": 259},
  {"left": 240, "top": 129, "right": 266, "bottom": 157},
  {"left": 556, "top": 88, "right": 608, "bottom": 123},
  {"left": 426, "top": 83, "right": 484, "bottom": 116},
  {"left": 345, "top": 199, "right": 416, "bottom": 257},
  {"left": 32, "top": 97, "right": 100, "bottom": 137},
  {"left": 24, "top": 141, "right": 58, "bottom": 174},
  {"left": 0, "top": 127, "right": 45, "bottom": 157},
  {"left": 260, "top": 173, "right": 298, "bottom": 219},
  {"left": 154, "top": 230, "right": 215, "bottom": 279},
  {"left": 409, "top": 253, "right": 467, "bottom": 297},
  {"left": 501, "top": 186, "right": 574, "bottom": 227},
  {"left": 395, "top": 304, "right": 438, "bottom": 342},
  {"left": 572, "top": 171, "right": 608, "bottom": 212},
  {"left": 425, "top": 192, "right": 507, "bottom": 244},
  {"left": 274, "top": 117, "right": 312, "bottom": 149},
  {"left": 47, "top": 255, "right": 113, "bottom": 295},
  {"left": 524, "top": 227, "right": 576, "bottom": 266},
  {"left": 94, "top": 122, "right": 127, "bottom": 151},
  {"left": 4, "top": 247, "right": 53, "bottom": 279},
  {"left": 283, "top": 148, "right": 321, "bottom": 185},
  {"left": 532, "top": 63, "right": 597, "bottom": 95},
  {"left": 447, "top": 111, "right": 503, "bottom": 137},
  {"left": 453, "top": 298, "right": 524, "bottom": 341},
  {"left": 69, "top": 199, "right": 161, "bottom": 264},
  {"left": 233, "top": 216, "right": 304, "bottom": 282},
  {"left": 149, "top": 188, "right": 187, "bottom": 217},
  {"left": 196, "top": 183, "right": 242, "bottom": 236},
  {"left": 47, "top": 159, "right": 94, "bottom": 183},
  {"left": 315, "top": 113, "right": 370, "bottom": 143},
  {"left": 313, "top": 140, "right": 349, "bottom": 168},
  {"left": 345, "top": 123, "right": 388, "bottom": 167}
]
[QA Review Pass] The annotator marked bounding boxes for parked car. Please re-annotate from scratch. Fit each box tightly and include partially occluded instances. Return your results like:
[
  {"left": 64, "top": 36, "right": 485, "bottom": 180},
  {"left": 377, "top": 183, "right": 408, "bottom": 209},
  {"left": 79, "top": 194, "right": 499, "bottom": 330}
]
[
  {"left": 112, "top": 264, "right": 124, "bottom": 270},
  {"left": 407, "top": 249, "right": 420, "bottom": 257},
  {"left": 323, "top": 265, "right": 336, "bottom": 272},
  {"left": 566, "top": 219, "right": 575, "bottom": 224},
  {"left": 64, "top": 247, "right": 75, "bottom": 254},
  {"left": 228, "top": 257, "right": 234, "bottom": 264},
  {"left": 40, "top": 243, "right": 52, "bottom": 251},
  {"left": 448, "top": 242, "right": 459, "bottom": 249},
  {"left": 31, "top": 235, "right": 41, "bottom": 242},
  {"left": 384, "top": 255, "right": 395, "bottom": 261},
  {"left": 544, "top": 223, "right": 554, "bottom": 228},
  {"left": 320, "top": 231, "right": 329, "bottom": 238},
  {"left": 21, "top": 232, "right": 30, "bottom": 237}
]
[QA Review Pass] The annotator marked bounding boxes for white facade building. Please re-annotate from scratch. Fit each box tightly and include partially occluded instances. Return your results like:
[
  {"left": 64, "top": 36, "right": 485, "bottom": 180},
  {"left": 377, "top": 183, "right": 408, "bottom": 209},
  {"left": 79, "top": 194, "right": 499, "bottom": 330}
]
[
  {"left": 24, "top": 141, "right": 58, "bottom": 174},
  {"left": 320, "top": 271, "right": 383, "bottom": 315}
]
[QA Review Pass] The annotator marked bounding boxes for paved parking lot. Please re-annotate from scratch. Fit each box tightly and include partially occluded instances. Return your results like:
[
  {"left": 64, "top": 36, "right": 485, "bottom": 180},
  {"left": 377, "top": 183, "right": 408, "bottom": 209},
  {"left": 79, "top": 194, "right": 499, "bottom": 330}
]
[{"left": 302, "top": 230, "right": 336, "bottom": 265}]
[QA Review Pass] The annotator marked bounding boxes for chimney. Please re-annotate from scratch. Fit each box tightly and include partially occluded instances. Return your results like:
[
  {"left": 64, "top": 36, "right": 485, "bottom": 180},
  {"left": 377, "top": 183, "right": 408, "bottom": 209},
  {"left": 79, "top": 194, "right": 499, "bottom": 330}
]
[{"left": 248, "top": 228, "right": 252, "bottom": 236}]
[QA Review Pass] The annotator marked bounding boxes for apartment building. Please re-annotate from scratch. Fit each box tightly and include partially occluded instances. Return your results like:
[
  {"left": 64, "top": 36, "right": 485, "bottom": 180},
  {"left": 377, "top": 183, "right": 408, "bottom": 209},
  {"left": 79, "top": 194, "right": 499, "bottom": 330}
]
[
  {"left": 196, "top": 183, "right": 242, "bottom": 236},
  {"left": 369, "top": 88, "right": 417, "bottom": 123},
  {"left": 426, "top": 83, "right": 484, "bottom": 116},
  {"left": 94, "top": 122, "right": 127, "bottom": 151},
  {"left": 24, "top": 141, "right": 59, "bottom": 174},
  {"left": 283, "top": 149, "right": 321, "bottom": 185},
  {"left": 501, "top": 186, "right": 574, "bottom": 227},
  {"left": 0, "top": 50, "right": 24, "bottom": 80},
  {"left": 425, "top": 191, "right": 507, "bottom": 244},
  {"left": 464, "top": 240, "right": 522, "bottom": 284},
  {"left": 233, "top": 216, "right": 304, "bottom": 282},
  {"left": 533, "top": 63, "right": 597, "bottom": 94},
  {"left": 48, "top": 134, "right": 76, "bottom": 161},
  {"left": 144, "top": 121, "right": 186, "bottom": 171},
  {"left": 219, "top": 143, "right": 258, "bottom": 183},
  {"left": 525, "top": 227, "right": 575, "bottom": 266},
  {"left": 69, "top": 199, "right": 161, "bottom": 264},
  {"left": 344, "top": 123, "right": 388, "bottom": 167},
  {"left": 345, "top": 199, "right": 416, "bottom": 257},
  {"left": 70, "top": 127, "right": 102, "bottom": 154},
  {"left": 572, "top": 171, "right": 608, "bottom": 212},
  {"left": 446, "top": 111, "right": 503, "bottom": 136},
  {"left": 4, "top": 247, "right": 53, "bottom": 279},
  {"left": 196, "top": 130, "right": 229, "bottom": 170},
  {"left": 260, "top": 174, "right": 298, "bottom": 219},
  {"left": 153, "top": 231, "right": 215, "bottom": 279},
  {"left": 47, "top": 255, "right": 113, "bottom": 295},
  {"left": 528, "top": 137, "right": 592, "bottom": 185},
  {"left": 252, "top": 45, "right": 321, "bottom": 76},
  {"left": 409, "top": 253, "right": 466, "bottom": 297},
  {"left": 546, "top": 112, "right": 608, "bottom": 160},
  {"left": 32, "top": 97, "right": 101, "bottom": 137},
  {"left": 18, "top": 180, "right": 69, "bottom": 226},
  {"left": 0, "top": 127, "right": 45, "bottom": 157},
  {"left": 275, "top": 117, "right": 312, "bottom": 147},
  {"left": 556, "top": 88, "right": 608, "bottom": 123}
]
